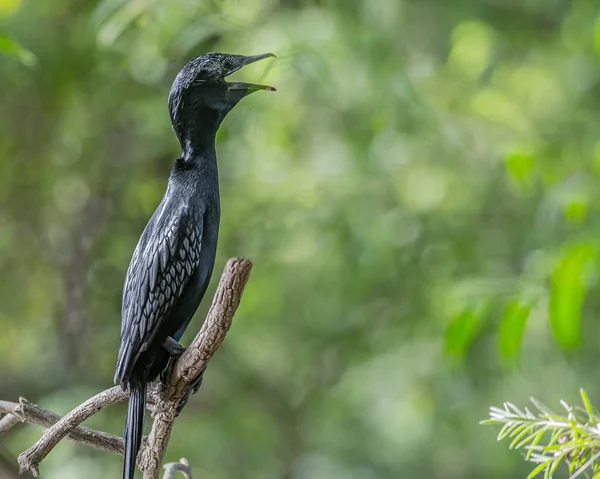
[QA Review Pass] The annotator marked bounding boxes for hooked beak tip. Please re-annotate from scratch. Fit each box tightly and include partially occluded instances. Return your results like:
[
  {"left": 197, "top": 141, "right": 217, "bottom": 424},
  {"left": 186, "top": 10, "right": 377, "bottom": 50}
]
[{"left": 243, "top": 52, "right": 277, "bottom": 66}]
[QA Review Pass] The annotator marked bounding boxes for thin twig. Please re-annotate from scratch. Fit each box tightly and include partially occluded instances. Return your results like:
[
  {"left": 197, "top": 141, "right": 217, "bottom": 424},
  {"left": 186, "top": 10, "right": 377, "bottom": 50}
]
[
  {"left": 162, "top": 458, "right": 193, "bottom": 479},
  {"left": 570, "top": 449, "right": 600, "bottom": 479},
  {"left": 0, "top": 412, "right": 20, "bottom": 435}
]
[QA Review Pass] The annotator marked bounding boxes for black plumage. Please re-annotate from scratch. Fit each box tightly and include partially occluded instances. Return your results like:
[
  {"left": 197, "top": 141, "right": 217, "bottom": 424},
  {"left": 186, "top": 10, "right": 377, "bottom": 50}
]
[{"left": 114, "top": 52, "right": 275, "bottom": 479}]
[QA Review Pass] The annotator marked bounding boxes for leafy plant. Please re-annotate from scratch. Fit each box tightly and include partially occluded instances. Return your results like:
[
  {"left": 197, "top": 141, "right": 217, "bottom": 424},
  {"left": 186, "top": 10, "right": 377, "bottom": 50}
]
[
  {"left": 481, "top": 390, "right": 600, "bottom": 479},
  {"left": 0, "top": 33, "right": 36, "bottom": 66}
]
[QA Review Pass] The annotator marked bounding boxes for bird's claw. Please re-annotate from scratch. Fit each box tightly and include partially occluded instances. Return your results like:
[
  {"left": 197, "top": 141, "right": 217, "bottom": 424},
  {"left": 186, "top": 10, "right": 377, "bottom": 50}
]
[
  {"left": 160, "top": 359, "right": 174, "bottom": 388},
  {"left": 175, "top": 367, "right": 206, "bottom": 416},
  {"left": 159, "top": 336, "right": 206, "bottom": 415}
]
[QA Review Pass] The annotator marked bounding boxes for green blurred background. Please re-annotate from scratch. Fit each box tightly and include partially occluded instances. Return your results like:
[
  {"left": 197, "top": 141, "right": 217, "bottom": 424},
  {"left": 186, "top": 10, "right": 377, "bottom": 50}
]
[{"left": 1, "top": 0, "right": 600, "bottom": 477}]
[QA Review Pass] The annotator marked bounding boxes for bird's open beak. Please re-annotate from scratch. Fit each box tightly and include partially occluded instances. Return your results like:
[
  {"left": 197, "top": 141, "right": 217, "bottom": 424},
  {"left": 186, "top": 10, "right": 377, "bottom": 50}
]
[{"left": 226, "top": 53, "right": 277, "bottom": 92}]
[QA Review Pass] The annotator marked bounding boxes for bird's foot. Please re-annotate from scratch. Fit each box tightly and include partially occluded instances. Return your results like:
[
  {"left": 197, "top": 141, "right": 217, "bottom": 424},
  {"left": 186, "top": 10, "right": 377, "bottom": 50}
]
[
  {"left": 163, "top": 336, "right": 185, "bottom": 358},
  {"left": 158, "top": 337, "right": 205, "bottom": 414},
  {"left": 175, "top": 367, "right": 206, "bottom": 416},
  {"left": 160, "top": 337, "right": 186, "bottom": 388}
]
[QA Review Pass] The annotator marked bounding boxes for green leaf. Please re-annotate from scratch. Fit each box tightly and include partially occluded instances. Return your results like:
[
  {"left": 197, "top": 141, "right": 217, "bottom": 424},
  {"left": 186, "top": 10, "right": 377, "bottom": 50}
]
[
  {"left": 480, "top": 418, "right": 500, "bottom": 425},
  {"left": 499, "top": 301, "right": 531, "bottom": 364},
  {"left": 548, "top": 455, "right": 563, "bottom": 476},
  {"left": 528, "top": 461, "right": 550, "bottom": 479},
  {"left": 527, "top": 431, "right": 545, "bottom": 460},
  {"left": 549, "top": 243, "right": 596, "bottom": 349},
  {"left": 0, "top": 33, "right": 36, "bottom": 66},
  {"left": 505, "top": 150, "right": 534, "bottom": 183},
  {"left": 509, "top": 423, "right": 528, "bottom": 438},
  {"left": 506, "top": 402, "right": 526, "bottom": 417},
  {"left": 516, "top": 429, "right": 541, "bottom": 450},
  {"left": 0, "top": 0, "right": 22, "bottom": 18},
  {"left": 96, "top": 0, "right": 147, "bottom": 47},
  {"left": 444, "top": 306, "right": 487, "bottom": 360},
  {"left": 510, "top": 424, "right": 536, "bottom": 449},
  {"left": 530, "top": 397, "right": 555, "bottom": 417},
  {"left": 580, "top": 389, "right": 595, "bottom": 419},
  {"left": 548, "top": 429, "right": 564, "bottom": 448},
  {"left": 498, "top": 422, "right": 513, "bottom": 440},
  {"left": 595, "top": 16, "right": 600, "bottom": 55}
]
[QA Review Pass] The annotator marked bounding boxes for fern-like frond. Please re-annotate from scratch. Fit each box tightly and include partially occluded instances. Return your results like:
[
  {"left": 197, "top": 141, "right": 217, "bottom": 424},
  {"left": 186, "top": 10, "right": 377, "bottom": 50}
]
[{"left": 481, "top": 389, "right": 600, "bottom": 479}]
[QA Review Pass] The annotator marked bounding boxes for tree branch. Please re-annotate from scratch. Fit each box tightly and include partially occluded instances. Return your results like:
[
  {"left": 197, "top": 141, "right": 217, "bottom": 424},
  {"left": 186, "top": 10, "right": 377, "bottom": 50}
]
[
  {"left": 0, "top": 399, "right": 124, "bottom": 453},
  {"left": 2, "top": 257, "right": 253, "bottom": 479},
  {"left": 16, "top": 386, "right": 131, "bottom": 475},
  {"left": 138, "top": 257, "right": 253, "bottom": 478}
]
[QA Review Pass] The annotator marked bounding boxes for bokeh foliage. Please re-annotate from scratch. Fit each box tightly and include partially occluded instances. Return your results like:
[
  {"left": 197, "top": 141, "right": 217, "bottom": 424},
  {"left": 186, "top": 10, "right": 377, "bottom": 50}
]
[{"left": 1, "top": 0, "right": 600, "bottom": 477}]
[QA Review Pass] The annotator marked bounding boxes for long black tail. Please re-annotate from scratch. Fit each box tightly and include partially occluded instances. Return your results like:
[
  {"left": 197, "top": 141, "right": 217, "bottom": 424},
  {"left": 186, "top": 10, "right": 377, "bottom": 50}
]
[{"left": 123, "top": 378, "right": 146, "bottom": 479}]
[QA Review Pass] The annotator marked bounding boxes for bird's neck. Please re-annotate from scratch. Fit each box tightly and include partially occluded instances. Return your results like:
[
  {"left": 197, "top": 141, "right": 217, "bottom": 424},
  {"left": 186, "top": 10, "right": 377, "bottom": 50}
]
[
  {"left": 173, "top": 107, "right": 223, "bottom": 162},
  {"left": 182, "top": 135, "right": 217, "bottom": 163}
]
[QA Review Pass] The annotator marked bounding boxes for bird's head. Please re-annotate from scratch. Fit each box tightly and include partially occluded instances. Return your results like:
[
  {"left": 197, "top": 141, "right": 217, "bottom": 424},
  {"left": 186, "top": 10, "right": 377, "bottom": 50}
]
[{"left": 168, "top": 52, "right": 276, "bottom": 143}]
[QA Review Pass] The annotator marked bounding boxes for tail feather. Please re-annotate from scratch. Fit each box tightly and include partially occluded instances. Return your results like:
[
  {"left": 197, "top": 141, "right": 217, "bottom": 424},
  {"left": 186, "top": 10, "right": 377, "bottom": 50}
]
[{"left": 123, "top": 379, "right": 146, "bottom": 479}]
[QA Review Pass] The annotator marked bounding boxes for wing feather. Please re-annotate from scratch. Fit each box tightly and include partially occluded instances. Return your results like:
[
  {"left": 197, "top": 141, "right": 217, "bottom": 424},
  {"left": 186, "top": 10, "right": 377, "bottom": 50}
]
[{"left": 115, "top": 204, "right": 203, "bottom": 384}]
